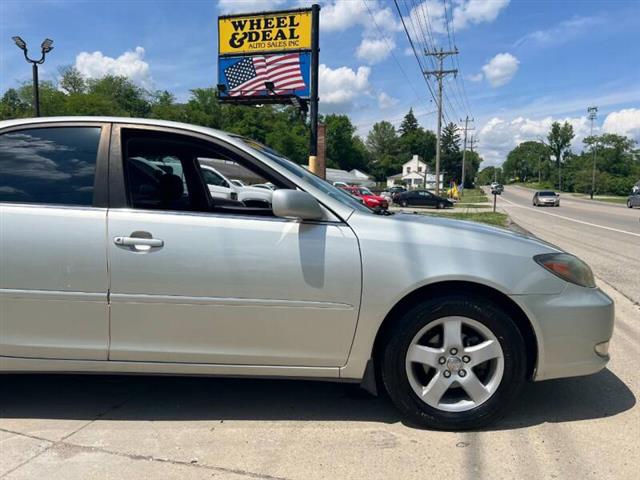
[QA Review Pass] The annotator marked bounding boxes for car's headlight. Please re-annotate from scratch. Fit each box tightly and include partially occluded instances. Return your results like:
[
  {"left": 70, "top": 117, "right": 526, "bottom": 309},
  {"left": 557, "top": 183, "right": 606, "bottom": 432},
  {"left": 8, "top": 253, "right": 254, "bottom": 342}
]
[{"left": 534, "top": 253, "right": 596, "bottom": 288}]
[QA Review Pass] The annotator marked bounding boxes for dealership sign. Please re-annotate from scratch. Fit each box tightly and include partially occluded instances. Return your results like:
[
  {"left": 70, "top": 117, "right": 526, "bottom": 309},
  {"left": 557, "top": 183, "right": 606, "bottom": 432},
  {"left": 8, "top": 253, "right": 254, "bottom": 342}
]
[{"left": 218, "top": 10, "right": 312, "bottom": 56}]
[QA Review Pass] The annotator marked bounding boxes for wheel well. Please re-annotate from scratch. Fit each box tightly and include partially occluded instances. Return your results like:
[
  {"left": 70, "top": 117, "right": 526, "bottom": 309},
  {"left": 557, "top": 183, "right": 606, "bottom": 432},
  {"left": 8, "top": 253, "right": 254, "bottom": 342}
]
[{"left": 372, "top": 281, "right": 538, "bottom": 380}]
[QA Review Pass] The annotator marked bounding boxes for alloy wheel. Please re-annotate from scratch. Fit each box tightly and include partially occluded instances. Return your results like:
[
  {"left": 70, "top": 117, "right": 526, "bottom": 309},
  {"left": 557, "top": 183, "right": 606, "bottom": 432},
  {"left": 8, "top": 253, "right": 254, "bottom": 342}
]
[{"left": 405, "top": 316, "right": 504, "bottom": 412}]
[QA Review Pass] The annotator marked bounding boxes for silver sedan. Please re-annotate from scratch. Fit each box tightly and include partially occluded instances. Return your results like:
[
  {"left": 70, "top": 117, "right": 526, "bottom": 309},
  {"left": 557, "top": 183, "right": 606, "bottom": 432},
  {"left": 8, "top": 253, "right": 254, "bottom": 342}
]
[{"left": 0, "top": 117, "right": 614, "bottom": 430}]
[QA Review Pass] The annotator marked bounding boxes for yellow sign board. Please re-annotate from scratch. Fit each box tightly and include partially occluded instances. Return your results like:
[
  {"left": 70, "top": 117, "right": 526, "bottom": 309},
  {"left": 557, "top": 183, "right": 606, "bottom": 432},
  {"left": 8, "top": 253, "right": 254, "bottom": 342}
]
[{"left": 218, "top": 9, "right": 312, "bottom": 55}]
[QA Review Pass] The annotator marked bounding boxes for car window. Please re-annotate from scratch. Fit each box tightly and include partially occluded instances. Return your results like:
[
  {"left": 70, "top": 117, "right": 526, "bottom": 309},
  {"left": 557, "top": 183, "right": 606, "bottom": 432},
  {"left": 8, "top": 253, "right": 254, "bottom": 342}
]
[
  {"left": 122, "top": 130, "right": 280, "bottom": 213},
  {"left": 0, "top": 126, "right": 101, "bottom": 206}
]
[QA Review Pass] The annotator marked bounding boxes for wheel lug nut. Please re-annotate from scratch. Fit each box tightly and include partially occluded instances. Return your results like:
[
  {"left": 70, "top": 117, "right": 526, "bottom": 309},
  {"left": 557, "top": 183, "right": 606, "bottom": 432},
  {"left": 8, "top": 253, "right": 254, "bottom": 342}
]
[
  {"left": 459, "top": 369, "right": 467, "bottom": 377},
  {"left": 450, "top": 348, "right": 458, "bottom": 355},
  {"left": 443, "top": 371, "right": 451, "bottom": 378},
  {"left": 462, "top": 355, "right": 470, "bottom": 363},
  {"left": 438, "top": 357, "right": 446, "bottom": 365}
]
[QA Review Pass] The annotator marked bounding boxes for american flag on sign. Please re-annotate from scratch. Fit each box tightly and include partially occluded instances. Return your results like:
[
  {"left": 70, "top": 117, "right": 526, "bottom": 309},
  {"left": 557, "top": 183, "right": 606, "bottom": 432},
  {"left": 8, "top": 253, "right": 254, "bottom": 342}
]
[{"left": 224, "top": 53, "right": 306, "bottom": 97}]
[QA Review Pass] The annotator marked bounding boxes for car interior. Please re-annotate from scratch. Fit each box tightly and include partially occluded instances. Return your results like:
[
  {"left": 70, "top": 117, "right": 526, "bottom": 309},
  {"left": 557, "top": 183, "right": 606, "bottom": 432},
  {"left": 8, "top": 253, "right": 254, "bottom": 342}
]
[{"left": 122, "top": 131, "right": 288, "bottom": 217}]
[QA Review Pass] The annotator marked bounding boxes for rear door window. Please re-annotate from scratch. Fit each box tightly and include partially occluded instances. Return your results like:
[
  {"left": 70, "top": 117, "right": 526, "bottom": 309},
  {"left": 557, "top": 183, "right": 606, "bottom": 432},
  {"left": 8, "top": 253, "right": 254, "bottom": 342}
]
[{"left": 0, "top": 127, "right": 101, "bottom": 206}]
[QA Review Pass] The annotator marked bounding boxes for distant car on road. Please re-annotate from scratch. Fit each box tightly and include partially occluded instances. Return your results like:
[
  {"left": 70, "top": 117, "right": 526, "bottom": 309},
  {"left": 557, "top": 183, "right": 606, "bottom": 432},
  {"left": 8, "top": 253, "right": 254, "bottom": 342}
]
[
  {"left": 339, "top": 185, "right": 388, "bottom": 210},
  {"left": 627, "top": 190, "right": 640, "bottom": 208},
  {"left": 395, "top": 189, "right": 453, "bottom": 209},
  {"left": 533, "top": 190, "right": 560, "bottom": 207},
  {"left": 491, "top": 183, "right": 504, "bottom": 195}
]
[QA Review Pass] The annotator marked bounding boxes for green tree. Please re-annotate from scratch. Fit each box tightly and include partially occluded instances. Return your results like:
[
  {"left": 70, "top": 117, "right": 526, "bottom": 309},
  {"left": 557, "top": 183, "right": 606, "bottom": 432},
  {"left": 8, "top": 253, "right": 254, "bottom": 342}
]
[
  {"left": 399, "top": 108, "right": 419, "bottom": 136},
  {"left": 324, "top": 114, "right": 368, "bottom": 171},
  {"left": 547, "top": 121, "right": 574, "bottom": 188},
  {"left": 58, "top": 66, "right": 86, "bottom": 95},
  {"left": 477, "top": 166, "right": 503, "bottom": 185},
  {"left": 366, "top": 121, "right": 399, "bottom": 180},
  {"left": 441, "top": 122, "right": 460, "bottom": 154},
  {"left": 0, "top": 88, "right": 30, "bottom": 119},
  {"left": 502, "top": 141, "right": 549, "bottom": 182},
  {"left": 440, "top": 122, "right": 462, "bottom": 184}
]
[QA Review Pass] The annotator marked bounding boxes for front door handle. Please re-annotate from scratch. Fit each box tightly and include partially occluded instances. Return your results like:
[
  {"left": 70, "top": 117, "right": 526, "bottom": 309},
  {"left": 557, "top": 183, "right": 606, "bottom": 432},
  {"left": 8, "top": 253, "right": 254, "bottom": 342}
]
[{"left": 114, "top": 236, "right": 164, "bottom": 249}]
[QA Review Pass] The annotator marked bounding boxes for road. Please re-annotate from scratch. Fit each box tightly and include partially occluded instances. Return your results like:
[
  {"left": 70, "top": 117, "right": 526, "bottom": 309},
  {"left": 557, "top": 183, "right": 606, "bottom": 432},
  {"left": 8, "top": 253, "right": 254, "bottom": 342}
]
[
  {"left": 1, "top": 187, "right": 638, "bottom": 480},
  {"left": 494, "top": 185, "right": 639, "bottom": 303}
]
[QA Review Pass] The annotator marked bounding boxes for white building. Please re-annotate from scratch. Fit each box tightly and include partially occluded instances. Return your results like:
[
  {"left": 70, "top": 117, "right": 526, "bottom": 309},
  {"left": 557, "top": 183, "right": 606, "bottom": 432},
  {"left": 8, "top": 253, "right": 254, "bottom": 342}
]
[{"left": 386, "top": 155, "right": 443, "bottom": 190}]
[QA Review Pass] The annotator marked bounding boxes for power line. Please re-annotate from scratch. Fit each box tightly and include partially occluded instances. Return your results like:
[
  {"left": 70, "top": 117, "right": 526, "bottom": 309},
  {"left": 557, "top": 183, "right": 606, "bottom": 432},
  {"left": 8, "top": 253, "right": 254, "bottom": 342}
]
[
  {"left": 362, "top": 0, "right": 424, "bottom": 105},
  {"left": 393, "top": 0, "right": 438, "bottom": 109}
]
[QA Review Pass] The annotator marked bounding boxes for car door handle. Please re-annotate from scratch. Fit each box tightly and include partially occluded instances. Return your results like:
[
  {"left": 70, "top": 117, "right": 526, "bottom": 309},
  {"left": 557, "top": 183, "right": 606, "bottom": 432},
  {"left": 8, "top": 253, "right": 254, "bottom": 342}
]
[{"left": 114, "top": 236, "right": 164, "bottom": 248}]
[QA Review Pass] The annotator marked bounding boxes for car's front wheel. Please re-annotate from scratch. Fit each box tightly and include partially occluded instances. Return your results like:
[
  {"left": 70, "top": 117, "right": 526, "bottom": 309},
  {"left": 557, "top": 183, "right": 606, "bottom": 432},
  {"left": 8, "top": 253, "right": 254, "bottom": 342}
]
[
  {"left": 400, "top": 200, "right": 408, "bottom": 207},
  {"left": 628, "top": 200, "right": 633, "bottom": 208},
  {"left": 380, "top": 295, "right": 526, "bottom": 430}
]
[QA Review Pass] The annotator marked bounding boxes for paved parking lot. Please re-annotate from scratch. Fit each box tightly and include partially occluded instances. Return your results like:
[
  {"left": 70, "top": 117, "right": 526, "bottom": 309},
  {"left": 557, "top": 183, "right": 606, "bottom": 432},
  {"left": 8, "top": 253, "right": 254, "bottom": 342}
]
[{"left": 1, "top": 279, "right": 637, "bottom": 480}]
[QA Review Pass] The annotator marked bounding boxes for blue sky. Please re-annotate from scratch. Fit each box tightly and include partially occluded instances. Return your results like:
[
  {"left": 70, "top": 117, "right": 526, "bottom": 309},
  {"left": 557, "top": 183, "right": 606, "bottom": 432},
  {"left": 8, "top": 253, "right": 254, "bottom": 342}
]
[{"left": 1, "top": 0, "right": 639, "bottom": 166}]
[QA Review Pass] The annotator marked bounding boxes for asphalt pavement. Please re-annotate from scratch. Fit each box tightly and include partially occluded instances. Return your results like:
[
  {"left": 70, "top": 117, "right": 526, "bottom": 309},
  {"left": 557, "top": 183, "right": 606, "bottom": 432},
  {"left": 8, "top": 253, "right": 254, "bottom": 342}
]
[
  {"left": 492, "top": 185, "right": 639, "bottom": 303},
  {"left": 1, "top": 187, "right": 638, "bottom": 479}
]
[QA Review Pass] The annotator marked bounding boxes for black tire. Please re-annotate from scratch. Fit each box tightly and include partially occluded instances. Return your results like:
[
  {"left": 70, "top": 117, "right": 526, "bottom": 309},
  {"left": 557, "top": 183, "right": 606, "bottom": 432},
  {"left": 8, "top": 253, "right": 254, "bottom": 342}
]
[
  {"left": 437, "top": 202, "right": 444, "bottom": 209},
  {"left": 401, "top": 200, "right": 408, "bottom": 207},
  {"left": 380, "top": 294, "right": 526, "bottom": 430},
  {"left": 628, "top": 201, "right": 633, "bottom": 209}
]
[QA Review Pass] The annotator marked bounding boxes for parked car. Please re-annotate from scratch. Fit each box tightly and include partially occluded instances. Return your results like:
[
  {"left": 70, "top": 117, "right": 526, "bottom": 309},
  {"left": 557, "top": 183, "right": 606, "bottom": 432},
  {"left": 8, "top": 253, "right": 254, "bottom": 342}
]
[
  {"left": 0, "top": 117, "right": 614, "bottom": 431},
  {"left": 533, "top": 190, "right": 560, "bottom": 207},
  {"left": 380, "top": 186, "right": 405, "bottom": 204},
  {"left": 627, "top": 190, "right": 640, "bottom": 208},
  {"left": 200, "top": 164, "right": 272, "bottom": 207},
  {"left": 395, "top": 189, "right": 454, "bottom": 209},
  {"left": 339, "top": 185, "right": 389, "bottom": 210}
]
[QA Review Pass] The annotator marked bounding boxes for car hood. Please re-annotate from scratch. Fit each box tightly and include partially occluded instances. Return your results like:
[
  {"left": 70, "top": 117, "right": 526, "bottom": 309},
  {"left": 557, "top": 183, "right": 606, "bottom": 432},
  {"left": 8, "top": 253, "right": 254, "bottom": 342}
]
[
  {"left": 347, "top": 211, "right": 567, "bottom": 295},
  {"left": 352, "top": 211, "right": 562, "bottom": 254}
]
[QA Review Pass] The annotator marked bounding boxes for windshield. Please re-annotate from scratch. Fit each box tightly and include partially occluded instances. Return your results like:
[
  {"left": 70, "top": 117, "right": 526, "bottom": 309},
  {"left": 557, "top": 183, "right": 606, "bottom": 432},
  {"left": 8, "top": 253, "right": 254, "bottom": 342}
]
[
  {"left": 358, "top": 187, "right": 373, "bottom": 195},
  {"left": 236, "top": 137, "right": 372, "bottom": 213},
  {"left": 539, "top": 191, "right": 556, "bottom": 196}
]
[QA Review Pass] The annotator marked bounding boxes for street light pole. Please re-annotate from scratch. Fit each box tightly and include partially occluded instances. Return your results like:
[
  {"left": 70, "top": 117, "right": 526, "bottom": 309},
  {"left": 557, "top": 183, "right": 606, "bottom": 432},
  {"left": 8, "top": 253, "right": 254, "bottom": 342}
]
[
  {"left": 588, "top": 106, "right": 598, "bottom": 199},
  {"left": 11, "top": 36, "right": 54, "bottom": 117}
]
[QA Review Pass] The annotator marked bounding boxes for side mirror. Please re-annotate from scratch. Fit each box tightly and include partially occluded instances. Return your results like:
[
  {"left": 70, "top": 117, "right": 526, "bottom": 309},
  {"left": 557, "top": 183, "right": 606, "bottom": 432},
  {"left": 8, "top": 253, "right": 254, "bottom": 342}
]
[{"left": 272, "top": 189, "right": 324, "bottom": 220}]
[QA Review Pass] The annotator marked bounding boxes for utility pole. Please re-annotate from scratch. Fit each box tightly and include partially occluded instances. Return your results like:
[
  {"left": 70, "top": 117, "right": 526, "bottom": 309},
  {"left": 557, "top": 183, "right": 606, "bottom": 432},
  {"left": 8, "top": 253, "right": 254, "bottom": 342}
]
[
  {"left": 424, "top": 48, "right": 458, "bottom": 196},
  {"left": 588, "top": 106, "right": 598, "bottom": 199},
  {"left": 468, "top": 135, "right": 478, "bottom": 153},
  {"left": 459, "top": 116, "right": 474, "bottom": 194}
]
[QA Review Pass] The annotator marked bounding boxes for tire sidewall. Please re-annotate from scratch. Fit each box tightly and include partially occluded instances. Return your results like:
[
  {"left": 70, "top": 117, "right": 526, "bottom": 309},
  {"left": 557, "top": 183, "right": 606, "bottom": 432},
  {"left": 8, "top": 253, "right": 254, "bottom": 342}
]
[{"left": 381, "top": 295, "right": 526, "bottom": 430}]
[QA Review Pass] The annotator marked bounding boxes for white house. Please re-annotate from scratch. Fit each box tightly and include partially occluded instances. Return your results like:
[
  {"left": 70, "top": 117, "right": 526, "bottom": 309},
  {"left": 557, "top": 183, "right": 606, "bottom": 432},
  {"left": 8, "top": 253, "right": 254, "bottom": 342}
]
[{"left": 386, "top": 155, "right": 443, "bottom": 190}]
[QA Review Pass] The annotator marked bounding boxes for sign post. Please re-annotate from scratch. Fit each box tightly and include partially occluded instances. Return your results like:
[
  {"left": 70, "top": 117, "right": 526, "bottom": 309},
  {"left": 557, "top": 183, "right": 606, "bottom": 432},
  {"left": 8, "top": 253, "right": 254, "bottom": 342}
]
[
  {"left": 217, "top": 5, "right": 320, "bottom": 171},
  {"left": 308, "top": 3, "right": 320, "bottom": 176}
]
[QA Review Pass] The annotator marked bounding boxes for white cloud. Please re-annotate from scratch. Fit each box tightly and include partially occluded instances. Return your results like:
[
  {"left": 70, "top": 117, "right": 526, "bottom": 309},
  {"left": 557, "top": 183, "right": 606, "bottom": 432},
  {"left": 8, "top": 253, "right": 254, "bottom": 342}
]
[
  {"left": 515, "top": 15, "right": 602, "bottom": 48},
  {"left": 356, "top": 37, "right": 396, "bottom": 64},
  {"left": 603, "top": 108, "right": 640, "bottom": 142},
  {"left": 452, "top": 0, "right": 510, "bottom": 30},
  {"left": 481, "top": 53, "right": 519, "bottom": 87},
  {"left": 377, "top": 92, "right": 398, "bottom": 109},
  {"left": 478, "top": 115, "right": 593, "bottom": 166},
  {"left": 407, "top": 0, "right": 509, "bottom": 36},
  {"left": 320, "top": 1, "right": 401, "bottom": 34},
  {"left": 467, "top": 72, "right": 483, "bottom": 82},
  {"left": 75, "top": 47, "right": 151, "bottom": 88},
  {"left": 217, "top": 0, "right": 286, "bottom": 14},
  {"left": 319, "top": 64, "right": 371, "bottom": 111}
]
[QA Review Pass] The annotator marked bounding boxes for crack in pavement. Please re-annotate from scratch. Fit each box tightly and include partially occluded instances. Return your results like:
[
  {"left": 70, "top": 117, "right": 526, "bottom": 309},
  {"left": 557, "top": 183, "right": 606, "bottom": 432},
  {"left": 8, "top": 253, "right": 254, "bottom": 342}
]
[
  {"left": 0, "top": 391, "right": 136, "bottom": 479},
  {"left": 0, "top": 427, "right": 291, "bottom": 480}
]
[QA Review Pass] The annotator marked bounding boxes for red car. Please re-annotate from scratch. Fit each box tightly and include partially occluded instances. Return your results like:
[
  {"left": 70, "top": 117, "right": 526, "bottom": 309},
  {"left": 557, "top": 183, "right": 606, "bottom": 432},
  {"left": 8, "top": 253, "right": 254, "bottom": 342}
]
[{"left": 340, "top": 186, "right": 388, "bottom": 210}]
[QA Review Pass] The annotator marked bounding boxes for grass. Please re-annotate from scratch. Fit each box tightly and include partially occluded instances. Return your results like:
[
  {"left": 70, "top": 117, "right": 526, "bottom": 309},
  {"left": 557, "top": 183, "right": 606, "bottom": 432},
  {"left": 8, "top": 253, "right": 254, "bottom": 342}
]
[
  {"left": 422, "top": 211, "right": 509, "bottom": 227},
  {"left": 568, "top": 193, "right": 628, "bottom": 204},
  {"left": 454, "top": 203, "right": 491, "bottom": 209},
  {"left": 457, "top": 188, "right": 488, "bottom": 203}
]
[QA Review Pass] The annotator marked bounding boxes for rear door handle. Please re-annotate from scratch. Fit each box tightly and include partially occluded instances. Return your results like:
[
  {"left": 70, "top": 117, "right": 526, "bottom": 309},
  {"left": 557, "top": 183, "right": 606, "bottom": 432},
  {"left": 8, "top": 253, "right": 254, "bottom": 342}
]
[{"left": 114, "top": 236, "right": 164, "bottom": 248}]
